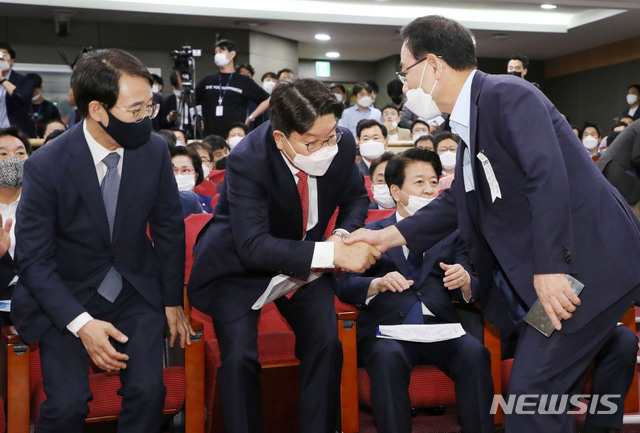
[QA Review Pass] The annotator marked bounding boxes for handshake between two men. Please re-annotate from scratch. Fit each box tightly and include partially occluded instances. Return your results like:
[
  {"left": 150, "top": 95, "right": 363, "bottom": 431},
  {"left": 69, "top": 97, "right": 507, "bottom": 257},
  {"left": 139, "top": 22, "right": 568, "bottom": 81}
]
[{"left": 328, "top": 226, "right": 400, "bottom": 274}]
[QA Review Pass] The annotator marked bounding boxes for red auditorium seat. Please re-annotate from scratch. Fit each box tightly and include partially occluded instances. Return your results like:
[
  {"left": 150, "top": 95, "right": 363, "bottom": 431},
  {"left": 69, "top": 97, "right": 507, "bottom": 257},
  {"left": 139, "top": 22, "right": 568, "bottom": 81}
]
[{"left": 193, "top": 179, "right": 217, "bottom": 197}]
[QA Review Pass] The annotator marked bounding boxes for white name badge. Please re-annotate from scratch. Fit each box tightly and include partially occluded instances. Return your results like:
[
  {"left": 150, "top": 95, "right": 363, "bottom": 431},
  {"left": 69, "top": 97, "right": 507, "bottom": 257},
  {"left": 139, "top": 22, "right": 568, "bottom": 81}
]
[
  {"left": 216, "top": 105, "right": 223, "bottom": 117},
  {"left": 476, "top": 152, "right": 502, "bottom": 203}
]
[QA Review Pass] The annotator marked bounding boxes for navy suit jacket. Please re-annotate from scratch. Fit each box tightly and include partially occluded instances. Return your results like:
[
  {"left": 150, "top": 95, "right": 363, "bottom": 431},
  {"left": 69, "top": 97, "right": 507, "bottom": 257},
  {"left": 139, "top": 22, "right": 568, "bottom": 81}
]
[
  {"left": 187, "top": 122, "right": 370, "bottom": 322},
  {"left": 5, "top": 70, "right": 34, "bottom": 137},
  {"left": 336, "top": 213, "right": 477, "bottom": 350},
  {"left": 396, "top": 71, "right": 640, "bottom": 333},
  {"left": 158, "top": 93, "right": 179, "bottom": 130},
  {"left": 11, "top": 122, "right": 185, "bottom": 344}
]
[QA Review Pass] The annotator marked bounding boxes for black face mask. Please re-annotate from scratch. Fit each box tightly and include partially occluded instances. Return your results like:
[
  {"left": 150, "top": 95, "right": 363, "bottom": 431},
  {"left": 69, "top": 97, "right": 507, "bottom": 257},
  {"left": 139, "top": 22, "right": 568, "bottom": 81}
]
[
  {"left": 99, "top": 109, "right": 152, "bottom": 149},
  {"left": 507, "top": 71, "right": 522, "bottom": 78}
]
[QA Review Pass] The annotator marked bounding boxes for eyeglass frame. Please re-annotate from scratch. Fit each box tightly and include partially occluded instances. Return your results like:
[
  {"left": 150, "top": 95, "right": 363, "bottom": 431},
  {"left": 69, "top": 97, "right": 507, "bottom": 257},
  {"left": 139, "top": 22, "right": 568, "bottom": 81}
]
[
  {"left": 395, "top": 57, "right": 427, "bottom": 84},
  {"left": 106, "top": 102, "right": 161, "bottom": 123},
  {"left": 294, "top": 129, "right": 343, "bottom": 153}
]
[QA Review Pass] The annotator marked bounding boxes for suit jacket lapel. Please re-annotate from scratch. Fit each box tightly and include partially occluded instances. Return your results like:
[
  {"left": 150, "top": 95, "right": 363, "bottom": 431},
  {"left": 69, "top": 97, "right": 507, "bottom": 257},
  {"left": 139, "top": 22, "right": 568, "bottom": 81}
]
[
  {"left": 417, "top": 240, "right": 444, "bottom": 285},
  {"left": 380, "top": 215, "right": 411, "bottom": 276},
  {"left": 112, "top": 146, "right": 143, "bottom": 243},
  {"left": 66, "top": 126, "right": 111, "bottom": 243}
]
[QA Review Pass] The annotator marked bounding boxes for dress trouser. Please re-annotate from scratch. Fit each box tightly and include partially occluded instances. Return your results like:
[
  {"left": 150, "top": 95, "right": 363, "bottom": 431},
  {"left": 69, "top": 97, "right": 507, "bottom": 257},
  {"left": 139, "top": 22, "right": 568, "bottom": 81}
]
[
  {"left": 38, "top": 281, "right": 166, "bottom": 433},
  {"left": 212, "top": 274, "right": 342, "bottom": 433}
]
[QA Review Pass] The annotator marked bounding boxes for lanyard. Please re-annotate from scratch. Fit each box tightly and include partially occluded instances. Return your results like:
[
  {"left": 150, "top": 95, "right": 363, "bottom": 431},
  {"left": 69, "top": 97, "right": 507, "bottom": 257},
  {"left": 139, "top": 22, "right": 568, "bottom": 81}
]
[{"left": 217, "top": 73, "right": 234, "bottom": 106}]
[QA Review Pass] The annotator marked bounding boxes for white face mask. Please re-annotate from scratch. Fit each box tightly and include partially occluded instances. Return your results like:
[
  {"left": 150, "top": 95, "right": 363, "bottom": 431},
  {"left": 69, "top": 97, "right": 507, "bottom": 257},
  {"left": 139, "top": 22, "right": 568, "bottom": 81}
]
[
  {"left": 263, "top": 80, "right": 277, "bottom": 94},
  {"left": 0, "top": 60, "right": 10, "bottom": 72},
  {"left": 215, "top": 52, "right": 231, "bottom": 68},
  {"left": 333, "top": 93, "right": 343, "bottom": 102},
  {"left": 403, "top": 60, "right": 442, "bottom": 121},
  {"left": 372, "top": 183, "right": 396, "bottom": 209},
  {"left": 627, "top": 94, "right": 638, "bottom": 106},
  {"left": 400, "top": 190, "right": 434, "bottom": 216},
  {"left": 439, "top": 150, "right": 457, "bottom": 170},
  {"left": 359, "top": 140, "right": 385, "bottom": 160},
  {"left": 582, "top": 135, "right": 599, "bottom": 150},
  {"left": 389, "top": 121, "right": 398, "bottom": 130},
  {"left": 357, "top": 96, "right": 373, "bottom": 108},
  {"left": 228, "top": 136, "right": 243, "bottom": 150},
  {"left": 152, "top": 85, "right": 159, "bottom": 94},
  {"left": 283, "top": 135, "right": 339, "bottom": 176},
  {"left": 175, "top": 174, "right": 196, "bottom": 192},
  {"left": 201, "top": 163, "right": 211, "bottom": 179},
  {"left": 31, "top": 92, "right": 41, "bottom": 102}
]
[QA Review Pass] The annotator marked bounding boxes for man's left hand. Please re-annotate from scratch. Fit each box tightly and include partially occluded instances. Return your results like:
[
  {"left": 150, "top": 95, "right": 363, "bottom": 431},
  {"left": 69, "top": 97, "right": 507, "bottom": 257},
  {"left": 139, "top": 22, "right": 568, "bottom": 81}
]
[
  {"left": 165, "top": 306, "right": 195, "bottom": 348},
  {"left": 533, "top": 273, "right": 581, "bottom": 331}
]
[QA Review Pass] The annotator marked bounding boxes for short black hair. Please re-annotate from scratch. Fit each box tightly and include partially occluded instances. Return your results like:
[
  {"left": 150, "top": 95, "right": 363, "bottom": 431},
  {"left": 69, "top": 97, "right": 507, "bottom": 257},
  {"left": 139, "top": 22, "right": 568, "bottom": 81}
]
[
  {"left": 269, "top": 78, "right": 344, "bottom": 137},
  {"left": 71, "top": 48, "right": 153, "bottom": 118},
  {"left": 366, "top": 80, "right": 379, "bottom": 94},
  {"left": 381, "top": 104, "right": 400, "bottom": 115},
  {"left": 627, "top": 84, "right": 640, "bottom": 94},
  {"left": 187, "top": 141, "right": 213, "bottom": 161},
  {"left": 0, "top": 43, "right": 16, "bottom": 60},
  {"left": 236, "top": 63, "right": 255, "bottom": 77},
  {"left": 581, "top": 122, "right": 601, "bottom": 138},
  {"left": 369, "top": 151, "right": 395, "bottom": 178},
  {"left": 329, "top": 83, "right": 346, "bottom": 94},
  {"left": 352, "top": 81, "right": 373, "bottom": 97},
  {"left": 356, "top": 119, "right": 387, "bottom": 139},
  {"left": 400, "top": 15, "right": 477, "bottom": 71},
  {"left": 277, "top": 68, "right": 294, "bottom": 80},
  {"left": 410, "top": 119, "right": 429, "bottom": 133},
  {"left": 508, "top": 54, "right": 529, "bottom": 70},
  {"left": 227, "top": 122, "right": 249, "bottom": 137},
  {"left": 157, "top": 129, "right": 177, "bottom": 151},
  {"left": 151, "top": 73, "right": 163, "bottom": 87},
  {"left": 0, "top": 126, "right": 32, "bottom": 155},
  {"left": 261, "top": 72, "right": 277, "bottom": 82},
  {"left": 43, "top": 128, "right": 66, "bottom": 144},
  {"left": 433, "top": 131, "right": 460, "bottom": 152},
  {"left": 415, "top": 134, "right": 434, "bottom": 148},
  {"left": 386, "top": 79, "right": 403, "bottom": 98},
  {"left": 215, "top": 39, "right": 237, "bottom": 53},
  {"left": 170, "top": 145, "right": 204, "bottom": 185},
  {"left": 620, "top": 116, "right": 634, "bottom": 126},
  {"left": 202, "top": 134, "right": 230, "bottom": 151},
  {"left": 44, "top": 118, "right": 67, "bottom": 130},
  {"left": 26, "top": 73, "right": 42, "bottom": 88},
  {"left": 385, "top": 148, "right": 442, "bottom": 190}
]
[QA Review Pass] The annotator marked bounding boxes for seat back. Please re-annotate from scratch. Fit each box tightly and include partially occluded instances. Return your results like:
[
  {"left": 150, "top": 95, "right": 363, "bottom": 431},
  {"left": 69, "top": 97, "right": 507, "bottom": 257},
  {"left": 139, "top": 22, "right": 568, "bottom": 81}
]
[
  {"left": 207, "top": 170, "right": 226, "bottom": 185},
  {"left": 184, "top": 213, "right": 213, "bottom": 284}
]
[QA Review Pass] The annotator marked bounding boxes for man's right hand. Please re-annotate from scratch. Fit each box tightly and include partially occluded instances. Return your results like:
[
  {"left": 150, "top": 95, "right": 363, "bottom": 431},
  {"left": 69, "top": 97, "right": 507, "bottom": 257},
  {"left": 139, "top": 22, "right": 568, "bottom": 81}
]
[
  {"left": 333, "top": 241, "right": 381, "bottom": 273},
  {"left": 77, "top": 319, "right": 129, "bottom": 372},
  {"left": 344, "top": 226, "right": 406, "bottom": 253},
  {"left": 168, "top": 110, "right": 179, "bottom": 122}
]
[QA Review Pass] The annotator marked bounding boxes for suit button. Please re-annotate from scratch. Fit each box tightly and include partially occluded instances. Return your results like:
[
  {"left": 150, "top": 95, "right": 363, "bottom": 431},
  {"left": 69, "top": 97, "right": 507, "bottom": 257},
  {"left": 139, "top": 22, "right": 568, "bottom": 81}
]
[
  {"left": 89, "top": 285, "right": 96, "bottom": 293},
  {"left": 400, "top": 312, "right": 406, "bottom": 318},
  {"left": 416, "top": 291, "right": 422, "bottom": 297},
  {"left": 111, "top": 256, "right": 117, "bottom": 263}
]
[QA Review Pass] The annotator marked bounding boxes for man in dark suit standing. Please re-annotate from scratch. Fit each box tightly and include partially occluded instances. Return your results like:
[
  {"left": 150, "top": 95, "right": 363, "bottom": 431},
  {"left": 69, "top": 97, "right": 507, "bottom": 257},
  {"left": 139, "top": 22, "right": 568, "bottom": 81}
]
[
  {"left": 188, "top": 78, "right": 380, "bottom": 433},
  {"left": 0, "top": 43, "right": 33, "bottom": 136},
  {"left": 11, "top": 49, "right": 193, "bottom": 433},
  {"left": 336, "top": 149, "right": 494, "bottom": 433},
  {"left": 347, "top": 15, "right": 640, "bottom": 433}
]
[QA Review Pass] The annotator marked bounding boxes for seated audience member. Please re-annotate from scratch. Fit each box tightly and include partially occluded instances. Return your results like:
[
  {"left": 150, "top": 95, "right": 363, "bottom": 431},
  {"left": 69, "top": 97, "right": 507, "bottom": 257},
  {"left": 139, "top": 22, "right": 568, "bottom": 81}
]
[
  {"left": 622, "top": 84, "right": 640, "bottom": 122},
  {"left": 599, "top": 121, "right": 628, "bottom": 152},
  {"left": 277, "top": 68, "right": 295, "bottom": 82},
  {"left": 236, "top": 63, "right": 255, "bottom": 78},
  {"left": 43, "top": 119, "right": 67, "bottom": 141},
  {"left": 339, "top": 81, "right": 382, "bottom": 139},
  {"left": 410, "top": 119, "right": 430, "bottom": 142},
  {"left": 261, "top": 72, "right": 278, "bottom": 95},
  {"left": 387, "top": 79, "right": 405, "bottom": 111},
  {"left": 187, "top": 141, "right": 213, "bottom": 178},
  {"left": 366, "top": 80, "right": 379, "bottom": 106},
  {"left": 170, "top": 146, "right": 211, "bottom": 215},
  {"left": 414, "top": 134, "right": 435, "bottom": 151},
  {"left": 202, "top": 134, "right": 230, "bottom": 171},
  {"left": 382, "top": 104, "right": 410, "bottom": 142},
  {"left": 43, "top": 128, "right": 65, "bottom": 145},
  {"left": 581, "top": 122, "right": 602, "bottom": 161},
  {"left": 227, "top": 121, "right": 249, "bottom": 151},
  {"left": 434, "top": 131, "right": 459, "bottom": 176},
  {"left": 336, "top": 148, "right": 493, "bottom": 433},
  {"left": 369, "top": 152, "right": 396, "bottom": 210},
  {"left": 329, "top": 83, "right": 351, "bottom": 108},
  {"left": 171, "top": 128, "right": 187, "bottom": 146},
  {"left": 25, "top": 73, "right": 62, "bottom": 138},
  {"left": 0, "top": 127, "right": 31, "bottom": 323},
  {"left": 571, "top": 125, "right": 580, "bottom": 137},
  {"left": 620, "top": 115, "right": 634, "bottom": 126},
  {"left": 157, "top": 129, "right": 177, "bottom": 151},
  {"left": 151, "top": 73, "right": 163, "bottom": 94},
  {"left": 356, "top": 119, "right": 388, "bottom": 177}
]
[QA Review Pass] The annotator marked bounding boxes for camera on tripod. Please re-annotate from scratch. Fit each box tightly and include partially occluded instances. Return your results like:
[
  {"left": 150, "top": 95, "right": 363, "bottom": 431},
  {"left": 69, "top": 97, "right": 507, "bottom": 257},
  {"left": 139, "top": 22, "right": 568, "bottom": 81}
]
[
  {"left": 169, "top": 46, "right": 201, "bottom": 92},
  {"left": 169, "top": 46, "right": 202, "bottom": 139}
]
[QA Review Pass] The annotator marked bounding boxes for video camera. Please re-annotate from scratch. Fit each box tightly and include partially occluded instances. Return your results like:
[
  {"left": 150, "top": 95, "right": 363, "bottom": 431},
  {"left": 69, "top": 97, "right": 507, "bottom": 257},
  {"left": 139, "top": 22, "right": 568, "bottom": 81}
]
[
  {"left": 169, "top": 45, "right": 202, "bottom": 139},
  {"left": 169, "top": 45, "right": 201, "bottom": 93}
]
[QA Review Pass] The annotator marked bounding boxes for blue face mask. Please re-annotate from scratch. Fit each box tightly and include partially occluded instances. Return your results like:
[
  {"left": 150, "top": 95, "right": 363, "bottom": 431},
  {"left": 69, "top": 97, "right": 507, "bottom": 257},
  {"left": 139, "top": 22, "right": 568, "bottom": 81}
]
[{"left": 99, "top": 110, "right": 152, "bottom": 149}]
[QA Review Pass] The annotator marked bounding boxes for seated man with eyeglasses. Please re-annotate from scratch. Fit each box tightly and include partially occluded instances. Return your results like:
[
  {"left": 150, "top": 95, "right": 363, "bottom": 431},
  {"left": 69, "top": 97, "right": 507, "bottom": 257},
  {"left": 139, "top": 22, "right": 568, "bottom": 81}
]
[{"left": 188, "top": 77, "right": 381, "bottom": 433}]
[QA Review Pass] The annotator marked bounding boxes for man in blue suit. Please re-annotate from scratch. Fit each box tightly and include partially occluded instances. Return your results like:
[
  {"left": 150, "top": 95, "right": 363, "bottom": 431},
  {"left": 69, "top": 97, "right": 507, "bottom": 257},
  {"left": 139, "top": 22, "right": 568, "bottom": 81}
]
[
  {"left": 11, "top": 49, "right": 193, "bottom": 433},
  {"left": 188, "top": 78, "right": 380, "bottom": 433},
  {"left": 347, "top": 15, "right": 640, "bottom": 433},
  {"left": 0, "top": 43, "right": 34, "bottom": 137},
  {"left": 336, "top": 149, "right": 493, "bottom": 433}
]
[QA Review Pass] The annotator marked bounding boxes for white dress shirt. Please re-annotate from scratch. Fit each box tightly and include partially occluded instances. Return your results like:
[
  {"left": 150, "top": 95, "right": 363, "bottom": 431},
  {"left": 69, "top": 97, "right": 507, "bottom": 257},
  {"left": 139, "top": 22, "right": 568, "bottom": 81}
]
[{"left": 449, "top": 69, "right": 477, "bottom": 192}]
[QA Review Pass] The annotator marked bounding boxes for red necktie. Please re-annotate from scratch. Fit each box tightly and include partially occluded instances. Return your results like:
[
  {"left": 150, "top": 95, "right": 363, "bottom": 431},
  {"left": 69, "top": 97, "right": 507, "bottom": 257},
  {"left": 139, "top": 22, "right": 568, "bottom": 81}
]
[{"left": 296, "top": 171, "right": 309, "bottom": 237}]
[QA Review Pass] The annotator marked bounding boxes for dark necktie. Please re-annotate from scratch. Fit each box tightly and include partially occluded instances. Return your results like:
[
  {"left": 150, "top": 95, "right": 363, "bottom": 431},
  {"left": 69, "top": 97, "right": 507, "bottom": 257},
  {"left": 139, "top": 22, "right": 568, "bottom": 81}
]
[
  {"left": 97, "top": 152, "right": 123, "bottom": 302},
  {"left": 296, "top": 171, "right": 309, "bottom": 237},
  {"left": 407, "top": 251, "right": 423, "bottom": 283}
]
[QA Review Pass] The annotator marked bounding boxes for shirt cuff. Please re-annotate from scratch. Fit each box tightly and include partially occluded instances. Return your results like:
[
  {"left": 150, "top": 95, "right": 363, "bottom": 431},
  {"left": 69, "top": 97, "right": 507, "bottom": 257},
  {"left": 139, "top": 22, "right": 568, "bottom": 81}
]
[
  {"left": 365, "top": 293, "right": 378, "bottom": 305},
  {"left": 311, "top": 242, "right": 335, "bottom": 269},
  {"left": 462, "top": 289, "right": 472, "bottom": 303},
  {"left": 67, "top": 312, "right": 93, "bottom": 337}
]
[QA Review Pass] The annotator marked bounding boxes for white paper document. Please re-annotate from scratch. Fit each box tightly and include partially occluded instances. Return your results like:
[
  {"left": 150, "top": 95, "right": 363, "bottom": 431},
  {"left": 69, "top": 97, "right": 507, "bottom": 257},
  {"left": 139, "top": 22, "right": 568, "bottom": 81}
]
[
  {"left": 252, "top": 272, "right": 321, "bottom": 310},
  {"left": 376, "top": 323, "right": 466, "bottom": 343}
]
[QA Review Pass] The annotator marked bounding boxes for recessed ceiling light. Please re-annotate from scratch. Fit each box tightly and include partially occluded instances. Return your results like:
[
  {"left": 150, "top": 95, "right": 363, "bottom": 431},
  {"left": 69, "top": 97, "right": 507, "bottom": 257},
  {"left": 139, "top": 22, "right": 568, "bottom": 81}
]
[
  {"left": 315, "top": 33, "right": 331, "bottom": 41},
  {"left": 325, "top": 51, "right": 340, "bottom": 58},
  {"left": 540, "top": 3, "right": 557, "bottom": 9}
]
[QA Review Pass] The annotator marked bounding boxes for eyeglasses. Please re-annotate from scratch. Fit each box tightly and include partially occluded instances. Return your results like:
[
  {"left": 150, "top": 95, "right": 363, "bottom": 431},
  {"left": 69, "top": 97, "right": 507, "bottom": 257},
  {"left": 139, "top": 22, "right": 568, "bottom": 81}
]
[
  {"left": 110, "top": 103, "right": 160, "bottom": 123},
  {"left": 173, "top": 167, "right": 195, "bottom": 175},
  {"left": 395, "top": 57, "right": 427, "bottom": 84},
  {"left": 300, "top": 130, "right": 343, "bottom": 153}
]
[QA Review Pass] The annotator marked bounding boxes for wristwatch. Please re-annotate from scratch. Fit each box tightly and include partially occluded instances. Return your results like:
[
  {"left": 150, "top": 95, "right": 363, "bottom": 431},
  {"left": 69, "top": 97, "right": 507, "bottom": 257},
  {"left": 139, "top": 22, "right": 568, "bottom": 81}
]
[
  {"left": 248, "top": 114, "right": 255, "bottom": 122},
  {"left": 332, "top": 228, "right": 350, "bottom": 240}
]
